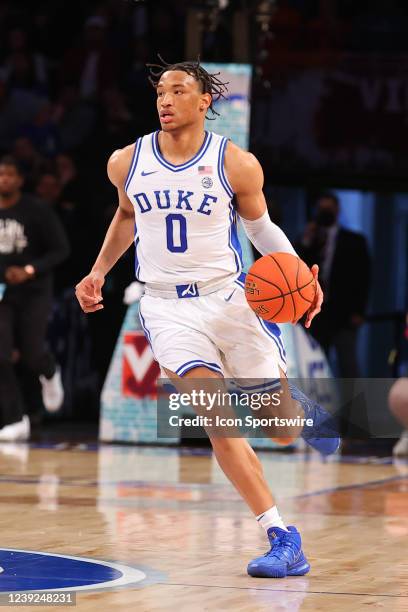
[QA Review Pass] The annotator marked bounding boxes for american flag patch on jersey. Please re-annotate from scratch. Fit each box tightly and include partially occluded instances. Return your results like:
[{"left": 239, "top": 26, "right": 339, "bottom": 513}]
[{"left": 198, "top": 165, "right": 213, "bottom": 174}]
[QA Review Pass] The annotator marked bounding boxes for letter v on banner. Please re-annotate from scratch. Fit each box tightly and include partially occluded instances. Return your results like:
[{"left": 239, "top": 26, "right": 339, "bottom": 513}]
[{"left": 122, "top": 332, "right": 160, "bottom": 398}]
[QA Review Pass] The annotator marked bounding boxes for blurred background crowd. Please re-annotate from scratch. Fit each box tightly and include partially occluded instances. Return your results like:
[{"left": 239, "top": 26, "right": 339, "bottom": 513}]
[{"left": 0, "top": 0, "right": 406, "bottom": 437}]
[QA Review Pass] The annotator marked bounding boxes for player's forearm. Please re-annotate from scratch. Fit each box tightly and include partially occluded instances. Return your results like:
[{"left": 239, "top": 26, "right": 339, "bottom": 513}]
[
  {"left": 239, "top": 210, "right": 297, "bottom": 257},
  {"left": 91, "top": 207, "right": 135, "bottom": 276}
]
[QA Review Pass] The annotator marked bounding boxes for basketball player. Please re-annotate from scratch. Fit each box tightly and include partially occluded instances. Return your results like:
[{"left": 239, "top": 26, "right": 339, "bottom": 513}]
[{"left": 76, "top": 59, "right": 338, "bottom": 578}]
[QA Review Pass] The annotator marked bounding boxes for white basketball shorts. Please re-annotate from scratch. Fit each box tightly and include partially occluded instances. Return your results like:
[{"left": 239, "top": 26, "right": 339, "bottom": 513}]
[{"left": 139, "top": 273, "right": 287, "bottom": 381}]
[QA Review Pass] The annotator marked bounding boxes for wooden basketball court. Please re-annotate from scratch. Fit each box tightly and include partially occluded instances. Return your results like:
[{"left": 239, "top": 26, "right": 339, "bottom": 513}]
[{"left": 0, "top": 443, "right": 407, "bottom": 611}]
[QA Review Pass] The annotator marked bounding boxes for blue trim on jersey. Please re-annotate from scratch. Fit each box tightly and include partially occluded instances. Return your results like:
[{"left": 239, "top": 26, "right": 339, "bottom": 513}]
[
  {"left": 261, "top": 319, "right": 287, "bottom": 361},
  {"left": 218, "top": 137, "right": 234, "bottom": 198},
  {"left": 176, "top": 359, "right": 223, "bottom": 377},
  {"left": 134, "top": 233, "right": 140, "bottom": 279},
  {"left": 139, "top": 310, "right": 153, "bottom": 352},
  {"left": 217, "top": 138, "right": 234, "bottom": 199},
  {"left": 236, "top": 271, "right": 246, "bottom": 286},
  {"left": 228, "top": 202, "right": 243, "bottom": 273},
  {"left": 234, "top": 274, "right": 287, "bottom": 364},
  {"left": 258, "top": 317, "right": 287, "bottom": 364},
  {"left": 229, "top": 204, "right": 243, "bottom": 271},
  {"left": 152, "top": 131, "right": 212, "bottom": 172},
  {"left": 125, "top": 138, "right": 142, "bottom": 192},
  {"left": 216, "top": 136, "right": 241, "bottom": 273}
]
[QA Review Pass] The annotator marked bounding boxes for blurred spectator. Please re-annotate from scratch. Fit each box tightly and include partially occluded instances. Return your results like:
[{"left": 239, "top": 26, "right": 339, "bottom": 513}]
[
  {"left": 389, "top": 378, "right": 408, "bottom": 456},
  {"left": 61, "top": 15, "right": 116, "bottom": 101},
  {"left": 12, "top": 136, "right": 47, "bottom": 191},
  {"left": 0, "top": 78, "right": 45, "bottom": 150},
  {"left": 46, "top": 156, "right": 96, "bottom": 417},
  {"left": 35, "top": 172, "right": 62, "bottom": 207},
  {"left": 124, "top": 40, "right": 156, "bottom": 136},
  {"left": 21, "top": 101, "right": 59, "bottom": 157},
  {"left": 0, "top": 156, "right": 69, "bottom": 440},
  {"left": 97, "top": 87, "right": 133, "bottom": 150},
  {"left": 4, "top": 50, "right": 40, "bottom": 93},
  {"left": 297, "top": 193, "right": 371, "bottom": 378},
  {"left": 55, "top": 153, "right": 81, "bottom": 205},
  {"left": 53, "top": 85, "right": 96, "bottom": 152},
  {"left": 1, "top": 27, "right": 49, "bottom": 95},
  {"left": 54, "top": 154, "right": 91, "bottom": 290}
]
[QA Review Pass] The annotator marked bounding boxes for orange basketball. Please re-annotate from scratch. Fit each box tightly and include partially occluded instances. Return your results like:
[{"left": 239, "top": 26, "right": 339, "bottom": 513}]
[{"left": 245, "top": 252, "right": 316, "bottom": 323}]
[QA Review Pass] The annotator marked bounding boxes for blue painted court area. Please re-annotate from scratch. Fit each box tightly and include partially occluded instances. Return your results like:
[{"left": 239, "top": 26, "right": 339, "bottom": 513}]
[{"left": 0, "top": 549, "right": 147, "bottom": 592}]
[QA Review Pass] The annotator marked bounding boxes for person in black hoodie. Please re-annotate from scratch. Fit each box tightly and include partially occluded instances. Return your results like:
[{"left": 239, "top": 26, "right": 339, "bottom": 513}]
[
  {"left": 297, "top": 192, "right": 371, "bottom": 378},
  {"left": 0, "top": 156, "right": 69, "bottom": 440}
]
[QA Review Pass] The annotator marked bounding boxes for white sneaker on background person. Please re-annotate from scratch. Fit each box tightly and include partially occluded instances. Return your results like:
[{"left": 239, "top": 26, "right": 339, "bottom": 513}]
[
  {"left": 40, "top": 367, "right": 64, "bottom": 413},
  {"left": 0, "top": 415, "right": 30, "bottom": 441},
  {"left": 0, "top": 442, "right": 29, "bottom": 464},
  {"left": 393, "top": 431, "right": 408, "bottom": 456}
]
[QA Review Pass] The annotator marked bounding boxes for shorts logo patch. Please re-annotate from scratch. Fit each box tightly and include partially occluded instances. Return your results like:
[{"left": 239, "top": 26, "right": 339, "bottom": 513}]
[{"left": 176, "top": 283, "right": 199, "bottom": 298}]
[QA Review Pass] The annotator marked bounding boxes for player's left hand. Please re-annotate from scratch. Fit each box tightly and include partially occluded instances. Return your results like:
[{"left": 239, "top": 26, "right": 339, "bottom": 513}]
[{"left": 302, "top": 264, "right": 323, "bottom": 328}]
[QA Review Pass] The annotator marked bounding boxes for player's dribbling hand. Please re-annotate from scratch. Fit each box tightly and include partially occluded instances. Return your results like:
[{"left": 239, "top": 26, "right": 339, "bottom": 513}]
[
  {"left": 75, "top": 271, "right": 105, "bottom": 313},
  {"left": 303, "top": 264, "right": 323, "bottom": 328}
]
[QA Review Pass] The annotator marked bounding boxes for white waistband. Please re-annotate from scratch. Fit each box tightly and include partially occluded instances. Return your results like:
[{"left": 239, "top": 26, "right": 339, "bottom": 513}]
[{"left": 144, "top": 273, "right": 236, "bottom": 299}]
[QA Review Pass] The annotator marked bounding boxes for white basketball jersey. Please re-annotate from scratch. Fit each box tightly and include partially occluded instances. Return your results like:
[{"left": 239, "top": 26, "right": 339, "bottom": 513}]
[{"left": 124, "top": 130, "right": 243, "bottom": 284}]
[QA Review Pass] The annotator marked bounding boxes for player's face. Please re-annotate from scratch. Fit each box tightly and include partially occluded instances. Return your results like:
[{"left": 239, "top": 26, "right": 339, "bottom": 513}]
[
  {"left": 156, "top": 70, "right": 210, "bottom": 131},
  {"left": 0, "top": 164, "right": 23, "bottom": 197}
]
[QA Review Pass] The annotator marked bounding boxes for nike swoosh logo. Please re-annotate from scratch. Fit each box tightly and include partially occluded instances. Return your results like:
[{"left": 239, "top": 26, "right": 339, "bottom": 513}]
[
  {"left": 141, "top": 170, "right": 158, "bottom": 176},
  {"left": 224, "top": 289, "right": 236, "bottom": 302}
]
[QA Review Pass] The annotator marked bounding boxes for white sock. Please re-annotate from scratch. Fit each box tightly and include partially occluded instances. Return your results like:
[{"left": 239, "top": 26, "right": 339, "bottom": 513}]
[{"left": 256, "top": 506, "right": 289, "bottom": 532}]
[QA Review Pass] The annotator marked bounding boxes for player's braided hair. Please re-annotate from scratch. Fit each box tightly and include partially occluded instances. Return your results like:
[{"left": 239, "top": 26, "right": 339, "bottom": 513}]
[{"left": 146, "top": 55, "right": 229, "bottom": 119}]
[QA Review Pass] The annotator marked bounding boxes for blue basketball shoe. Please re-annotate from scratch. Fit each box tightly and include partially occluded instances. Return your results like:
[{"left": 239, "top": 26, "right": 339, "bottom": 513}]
[
  {"left": 247, "top": 526, "right": 310, "bottom": 578},
  {"left": 289, "top": 383, "right": 340, "bottom": 456}
]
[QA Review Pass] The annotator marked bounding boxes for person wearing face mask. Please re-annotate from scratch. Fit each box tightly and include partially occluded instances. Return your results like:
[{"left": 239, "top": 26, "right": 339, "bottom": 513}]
[{"left": 297, "top": 192, "right": 371, "bottom": 378}]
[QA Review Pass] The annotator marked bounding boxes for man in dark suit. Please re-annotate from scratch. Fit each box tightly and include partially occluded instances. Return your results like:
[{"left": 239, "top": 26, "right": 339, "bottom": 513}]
[{"left": 298, "top": 193, "right": 371, "bottom": 378}]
